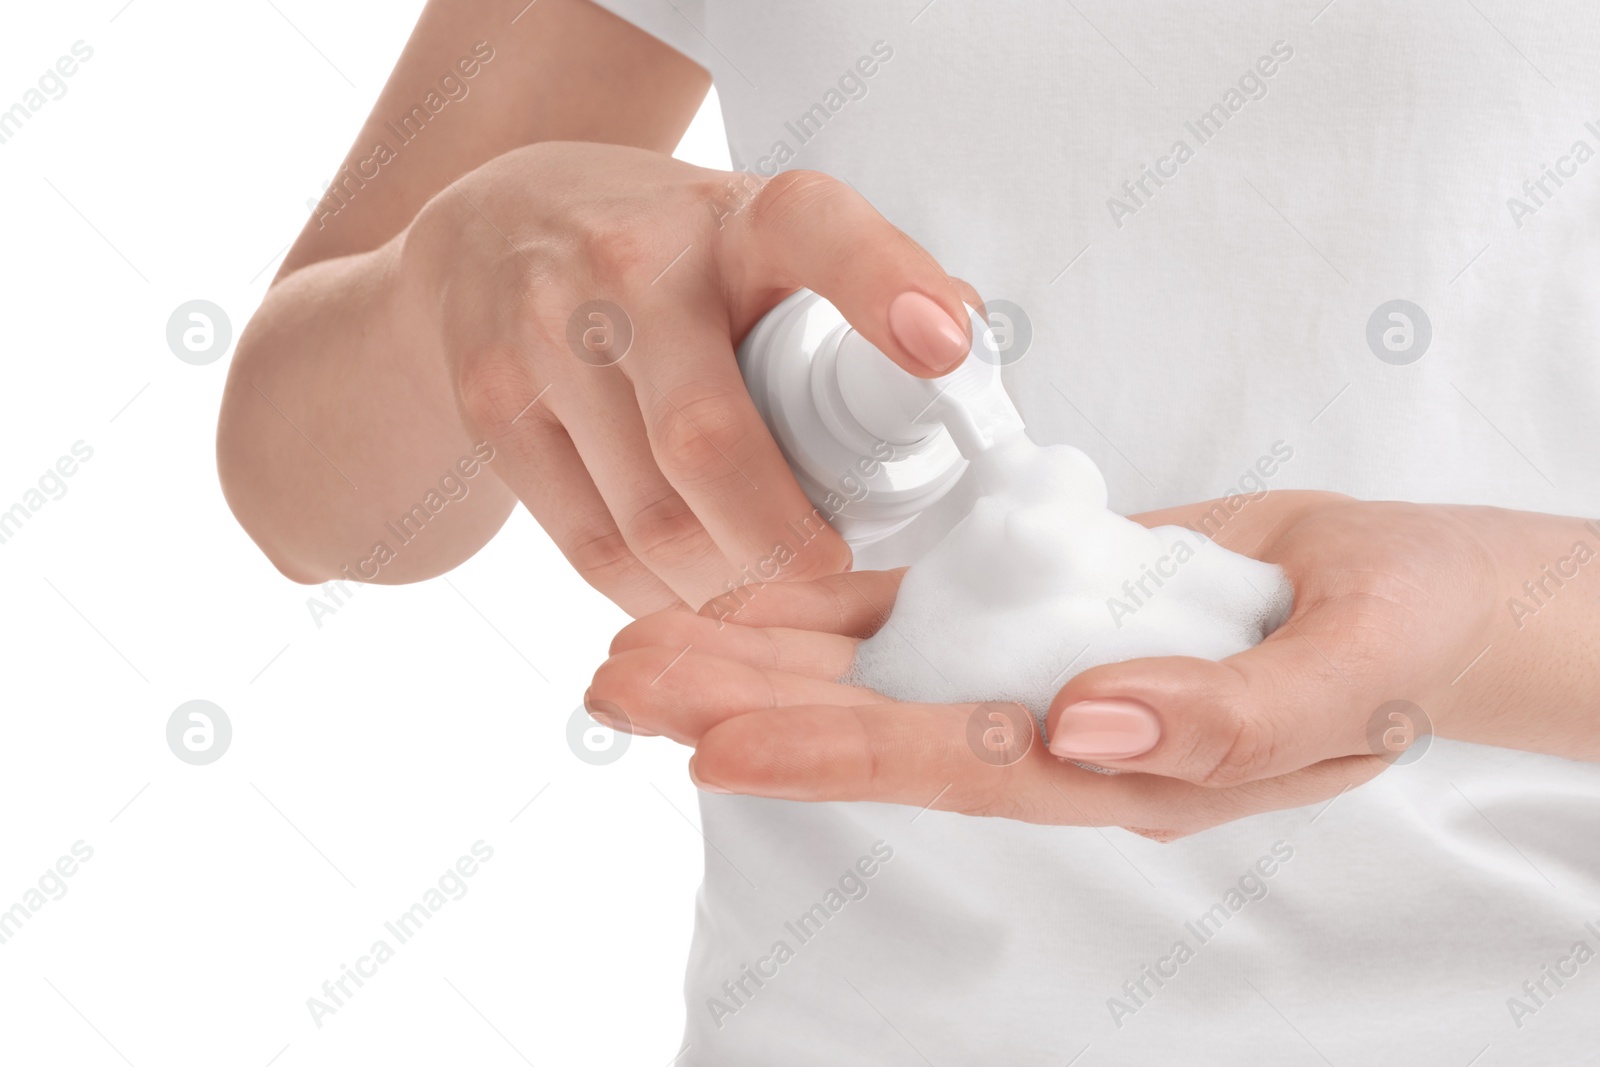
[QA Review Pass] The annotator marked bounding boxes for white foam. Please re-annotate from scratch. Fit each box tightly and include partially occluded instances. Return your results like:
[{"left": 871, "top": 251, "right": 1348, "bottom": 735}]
[{"left": 844, "top": 425, "right": 1293, "bottom": 721}]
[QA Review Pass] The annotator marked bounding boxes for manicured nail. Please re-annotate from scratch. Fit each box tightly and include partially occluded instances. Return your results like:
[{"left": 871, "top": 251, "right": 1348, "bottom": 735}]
[
  {"left": 1048, "top": 699, "right": 1161, "bottom": 760},
  {"left": 888, "top": 291, "right": 970, "bottom": 374},
  {"left": 689, "top": 759, "right": 733, "bottom": 794}
]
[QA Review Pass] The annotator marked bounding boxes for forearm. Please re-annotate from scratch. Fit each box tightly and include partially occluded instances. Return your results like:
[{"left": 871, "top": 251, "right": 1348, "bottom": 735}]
[
  {"left": 215, "top": 0, "right": 709, "bottom": 585},
  {"left": 217, "top": 232, "right": 514, "bottom": 584},
  {"left": 1453, "top": 506, "right": 1600, "bottom": 759}
]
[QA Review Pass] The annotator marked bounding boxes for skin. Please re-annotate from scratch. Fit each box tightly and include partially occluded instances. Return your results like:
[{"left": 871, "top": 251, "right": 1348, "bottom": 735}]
[
  {"left": 219, "top": 0, "right": 1598, "bottom": 835},
  {"left": 216, "top": 0, "right": 978, "bottom": 616},
  {"left": 589, "top": 492, "right": 1600, "bottom": 838}
]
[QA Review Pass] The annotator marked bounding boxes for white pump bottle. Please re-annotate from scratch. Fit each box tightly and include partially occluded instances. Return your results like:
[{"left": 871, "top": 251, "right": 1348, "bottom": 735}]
[{"left": 737, "top": 288, "right": 1028, "bottom": 555}]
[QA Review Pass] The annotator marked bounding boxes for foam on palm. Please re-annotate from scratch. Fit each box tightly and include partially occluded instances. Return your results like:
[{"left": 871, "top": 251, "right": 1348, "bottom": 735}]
[{"left": 844, "top": 426, "right": 1292, "bottom": 720}]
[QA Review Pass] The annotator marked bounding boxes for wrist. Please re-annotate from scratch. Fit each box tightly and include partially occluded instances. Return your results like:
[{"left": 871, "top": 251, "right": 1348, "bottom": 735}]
[
  {"left": 395, "top": 192, "right": 455, "bottom": 347},
  {"left": 1453, "top": 505, "right": 1600, "bottom": 757}
]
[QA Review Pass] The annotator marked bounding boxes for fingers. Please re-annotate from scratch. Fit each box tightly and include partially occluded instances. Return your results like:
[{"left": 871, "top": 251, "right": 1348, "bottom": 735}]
[
  {"left": 609, "top": 605, "right": 860, "bottom": 678},
  {"left": 590, "top": 645, "right": 882, "bottom": 744},
  {"left": 699, "top": 568, "right": 904, "bottom": 635},
  {"left": 550, "top": 368, "right": 734, "bottom": 607},
  {"left": 1126, "top": 490, "right": 1347, "bottom": 554},
  {"left": 1044, "top": 594, "right": 1416, "bottom": 787},
  {"left": 728, "top": 170, "right": 974, "bottom": 376},
  {"left": 688, "top": 701, "right": 1387, "bottom": 835},
  {"left": 1116, "top": 755, "right": 1387, "bottom": 838},
  {"left": 1041, "top": 490, "right": 1409, "bottom": 786},
  {"left": 693, "top": 702, "right": 1053, "bottom": 817},
  {"left": 453, "top": 355, "right": 681, "bottom": 616},
  {"left": 622, "top": 300, "right": 854, "bottom": 592}
]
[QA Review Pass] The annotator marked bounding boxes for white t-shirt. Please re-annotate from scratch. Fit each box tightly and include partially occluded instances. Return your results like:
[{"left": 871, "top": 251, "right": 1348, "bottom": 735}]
[{"left": 594, "top": 2, "right": 1600, "bottom": 1062}]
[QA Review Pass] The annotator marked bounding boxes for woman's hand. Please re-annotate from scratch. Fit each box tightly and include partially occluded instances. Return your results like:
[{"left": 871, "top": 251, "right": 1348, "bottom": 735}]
[
  {"left": 1046, "top": 492, "right": 1600, "bottom": 777},
  {"left": 220, "top": 1, "right": 979, "bottom": 608},
  {"left": 403, "top": 141, "right": 980, "bottom": 616},
  {"left": 586, "top": 492, "right": 1600, "bottom": 837}
]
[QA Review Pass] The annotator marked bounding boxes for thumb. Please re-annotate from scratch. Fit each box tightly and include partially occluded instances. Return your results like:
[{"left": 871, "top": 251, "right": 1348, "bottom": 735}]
[
  {"left": 725, "top": 169, "right": 974, "bottom": 377},
  {"left": 1043, "top": 599, "right": 1424, "bottom": 786}
]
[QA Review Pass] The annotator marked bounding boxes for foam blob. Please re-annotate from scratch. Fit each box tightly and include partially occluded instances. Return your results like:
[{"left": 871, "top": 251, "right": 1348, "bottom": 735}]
[{"left": 844, "top": 431, "right": 1293, "bottom": 722}]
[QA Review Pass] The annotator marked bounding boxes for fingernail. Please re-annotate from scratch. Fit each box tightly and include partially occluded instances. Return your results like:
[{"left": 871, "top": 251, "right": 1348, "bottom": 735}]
[
  {"left": 689, "top": 759, "right": 733, "bottom": 794},
  {"left": 1048, "top": 699, "right": 1161, "bottom": 760},
  {"left": 888, "top": 291, "right": 970, "bottom": 374},
  {"left": 584, "top": 692, "right": 656, "bottom": 736},
  {"left": 591, "top": 711, "right": 657, "bottom": 737}
]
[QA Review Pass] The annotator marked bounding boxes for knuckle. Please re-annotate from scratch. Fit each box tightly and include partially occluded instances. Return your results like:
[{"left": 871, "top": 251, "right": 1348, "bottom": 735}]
[
  {"left": 702, "top": 169, "right": 762, "bottom": 231},
  {"left": 505, "top": 237, "right": 564, "bottom": 295},
  {"left": 524, "top": 282, "right": 581, "bottom": 346},
  {"left": 748, "top": 169, "right": 846, "bottom": 233},
  {"left": 648, "top": 382, "right": 750, "bottom": 482},
  {"left": 856, "top": 711, "right": 886, "bottom": 797},
  {"left": 700, "top": 586, "right": 755, "bottom": 628},
  {"left": 454, "top": 347, "right": 534, "bottom": 431},
  {"left": 563, "top": 520, "right": 641, "bottom": 587},
  {"left": 961, "top": 778, "right": 1024, "bottom": 820},
  {"left": 780, "top": 523, "right": 851, "bottom": 580},
  {"left": 622, "top": 490, "right": 717, "bottom": 570},
  {"left": 1195, "top": 710, "right": 1273, "bottom": 788},
  {"left": 574, "top": 218, "right": 651, "bottom": 283}
]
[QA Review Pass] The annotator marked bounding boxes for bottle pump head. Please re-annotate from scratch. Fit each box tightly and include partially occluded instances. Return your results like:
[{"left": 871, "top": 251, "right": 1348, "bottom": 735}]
[{"left": 738, "top": 288, "right": 1026, "bottom": 549}]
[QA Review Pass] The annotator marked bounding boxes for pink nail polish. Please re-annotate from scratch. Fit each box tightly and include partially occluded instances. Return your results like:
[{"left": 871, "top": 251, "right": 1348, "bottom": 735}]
[
  {"left": 888, "top": 291, "right": 970, "bottom": 374},
  {"left": 689, "top": 761, "right": 733, "bottom": 794},
  {"left": 1048, "top": 699, "right": 1161, "bottom": 760}
]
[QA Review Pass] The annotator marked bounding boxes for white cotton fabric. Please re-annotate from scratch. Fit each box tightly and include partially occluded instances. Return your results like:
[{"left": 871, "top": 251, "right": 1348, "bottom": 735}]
[{"left": 592, "top": 1, "right": 1600, "bottom": 1062}]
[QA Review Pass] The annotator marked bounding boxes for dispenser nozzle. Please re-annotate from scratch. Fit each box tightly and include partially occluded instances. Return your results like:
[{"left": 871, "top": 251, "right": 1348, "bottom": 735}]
[
  {"left": 737, "top": 289, "right": 1026, "bottom": 550},
  {"left": 833, "top": 306, "right": 1026, "bottom": 459}
]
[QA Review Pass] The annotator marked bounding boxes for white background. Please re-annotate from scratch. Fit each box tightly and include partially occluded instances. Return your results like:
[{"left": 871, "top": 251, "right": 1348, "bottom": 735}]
[{"left": 0, "top": 2, "right": 730, "bottom": 1063}]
